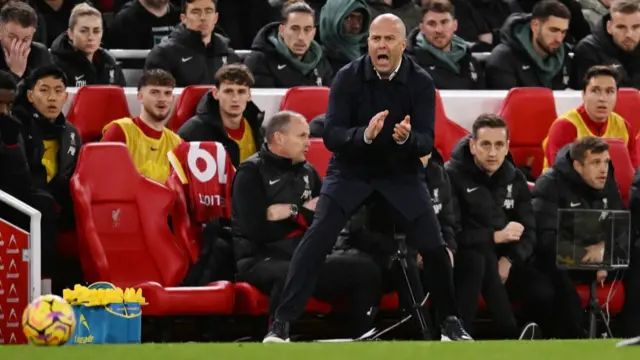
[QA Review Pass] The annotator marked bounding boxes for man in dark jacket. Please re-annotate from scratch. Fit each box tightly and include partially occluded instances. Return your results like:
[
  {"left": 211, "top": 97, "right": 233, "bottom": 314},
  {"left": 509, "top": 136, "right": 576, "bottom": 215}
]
[
  {"left": 533, "top": 136, "right": 624, "bottom": 338},
  {"left": 232, "top": 111, "right": 382, "bottom": 339},
  {"left": 571, "top": 0, "right": 640, "bottom": 89},
  {"left": 0, "top": 69, "right": 60, "bottom": 290},
  {"left": 178, "top": 64, "right": 264, "bottom": 167},
  {"left": 0, "top": 2, "right": 53, "bottom": 82},
  {"left": 406, "top": 1, "right": 485, "bottom": 89},
  {"left": 264, "top": 14, "right": 471, "bottom": 343},
  {"left": 485, "top": 0, "right": 572, "bottom": 89},
  {"left": 244, "top": 1, "right": 334, "bottom": 88},
  {"left": 13, "top": 65, "right": 80, "bottom": 230},
  {"left": 51, "top": 3, "right": 126, "bottom": 87},
  {"left": 145, "top": 0, "right": 240, "bottom": 87},
  {"left": 446, "top": 114, "right": 551, "bottom": 339},
  {"left": 318, "top": 0, "right": 370, "bottom": 73}
]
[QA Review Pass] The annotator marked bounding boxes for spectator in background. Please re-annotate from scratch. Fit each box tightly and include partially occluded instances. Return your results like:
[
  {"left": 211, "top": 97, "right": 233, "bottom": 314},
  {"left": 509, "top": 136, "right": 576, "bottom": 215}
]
[
  {"left": 178, "top": 64, "right": 265, "bottom": 167},
  {"left": 507, "top": 0, "right": 591, "bottom": 44},
  {"left": 102, "top": 69, "right": 182, "bottom": 184},
  {"left": 467, "top": 0, "right": 514, "bottom": 45},
  {"left": 33, "top": 0, "right": 89, "bottom": 47},
  {"left": 318, "top": 0, "right": 370, "bottom": 73},
  {"left": 406, "top": 1, "right": 485, "bottom": 89},
  {"left": 485, "top": 0, "right": 572, "bottom": 89},
  {"left": 543, "top": 66, "right": 639, "bottom": 171},
  {"left": 12, "top": 65, "right": 80, "bottom": 232},
  {"left": 244, "top": 1, "right": 334, "bottom": 88},
  {"left": 0, "top": 0, "right": 48, "bottom": 44},
  {"left": 571, "top": 0, "right": 640, "bottom": 89},
  {"left": 0, "top": 2, "right": 52, "bottom": 81},
  {"left": 51, "top": 3, "right": 125, "bottom": 87},
  {"left": 580, "top": 0, "right": 610, "bottom": 30},
  {"left": 144, "top": 0, "right": 239, "bottom": 87},
  {"left": 215, "top": 0, "right": 280, "bottom": 49},
  {"left": 366, "top": 0, "right": 421, "bottom": 33},
  {"left": 105, "top": 0, "right": 180, "bottom": 50}
]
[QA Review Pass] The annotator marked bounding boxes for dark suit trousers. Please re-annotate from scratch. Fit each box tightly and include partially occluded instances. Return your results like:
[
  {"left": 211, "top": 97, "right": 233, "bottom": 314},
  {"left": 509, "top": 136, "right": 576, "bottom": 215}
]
[{"left": 274, "top": 193, "right": 458, "bottom": 326}]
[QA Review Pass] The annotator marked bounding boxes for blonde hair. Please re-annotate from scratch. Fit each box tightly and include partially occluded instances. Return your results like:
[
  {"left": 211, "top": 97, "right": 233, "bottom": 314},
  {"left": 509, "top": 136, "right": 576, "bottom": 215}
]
[{"left": 68, "top": 3, "right": 101, "bottom": 30}]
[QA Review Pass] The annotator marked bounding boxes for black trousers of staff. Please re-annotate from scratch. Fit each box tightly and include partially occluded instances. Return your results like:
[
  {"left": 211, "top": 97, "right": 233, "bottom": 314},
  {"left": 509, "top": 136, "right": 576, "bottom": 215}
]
[{"left": 274, "top": 193, "right": 458, "bottom": 330}]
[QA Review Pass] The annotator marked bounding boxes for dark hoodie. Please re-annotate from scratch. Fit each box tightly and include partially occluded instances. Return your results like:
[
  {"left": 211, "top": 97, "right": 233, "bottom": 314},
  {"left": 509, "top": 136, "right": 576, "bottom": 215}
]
[
  {"left": 571, "top": 14, "right": 640, "bottom": 89},
  {"left": 51, "top": 33, "right": 126, "bottom": 87},
  {"left": 145, "top": 24, "right": 241, "bottom": 87},
  {"left": 177, "top": 90, "right": 265, "bottom": 167},
  {"left": 34, "top": 0, "right": 88, "bottom": 47},
  {"left": 629, "top": 168, "right": 640, "bottom": 247},
  {"left": 318, "top": 0, "right": 370, "bottom": 73},
  {"left": 244, "top": 22, "right": 334, "bottom": 88},
  {"left": 485, "top": 13, "right": 571, "bottom": 89},
  {"left": 365, "top": 0, "right": 421, "bottom": 34},
  {"left": 445, "top": 136, "right": 536, "bottom": 263},
  {"left": 336, "top": 149, "right": 457, "bottom": 256},
  {"left": 105, "top": 0, "right": 180, "bottom": 50},
  {"left": 532, "top": 145, "right": 626, "bottom": 266},
  {"left": 406, "top": 27, "right": 485, "bottom": 89}
]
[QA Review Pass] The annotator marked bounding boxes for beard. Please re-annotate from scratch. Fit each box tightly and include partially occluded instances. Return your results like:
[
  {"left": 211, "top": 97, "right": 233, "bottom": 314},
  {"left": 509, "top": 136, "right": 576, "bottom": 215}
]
[
  {"left": 536, "top": 35, "right": 560, "bottom": 55},
  {"left": 143, "top": 0, "right": 168, "bottom": 10},
  {"left": 142, "top": 103, "right": 169, "bottom": 123}
]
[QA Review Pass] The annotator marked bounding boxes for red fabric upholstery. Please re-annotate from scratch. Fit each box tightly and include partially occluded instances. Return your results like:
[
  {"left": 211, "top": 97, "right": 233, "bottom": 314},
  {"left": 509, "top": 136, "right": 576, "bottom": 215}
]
[
  {"left": 70, "top": 143, "right": 234, "bottom": 315},
  {"left": 575, "top": 281, "right": 625, "bottom": 314},
  {"left": 234, "top": 282, "right": 331, "bottom": 315},
  {"left": 604, "top": 138, "right": 634, "bottom": 207},
  {"left": 66, "top": 86, "right": 131, "bottom": 143},
  {"left": 498, "top": 88, "right": 557, "bottom": 177},
  {"left": 167, "top": 85, "right": 212, "bottom": 132},
  {"left": 306, "top": 139, "right": 332, "bottom": 178},
  {"left": 434, "top": 90, "right": 469, "bottom": 161},
  {"left": 614, "top": 88, "right": 640, "bottom": 137},
  {"left": 279, "top": 86, "right": 330, "bottom": 122}
]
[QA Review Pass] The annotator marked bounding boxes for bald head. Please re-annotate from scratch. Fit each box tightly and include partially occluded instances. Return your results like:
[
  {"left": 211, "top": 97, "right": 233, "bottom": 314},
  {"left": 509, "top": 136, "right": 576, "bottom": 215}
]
[
  {"left": 370, "top": 13, "right": 406, "bottom": 40},
  {"left": 368, "top": 14, "right": 407, "bottom": 78}
]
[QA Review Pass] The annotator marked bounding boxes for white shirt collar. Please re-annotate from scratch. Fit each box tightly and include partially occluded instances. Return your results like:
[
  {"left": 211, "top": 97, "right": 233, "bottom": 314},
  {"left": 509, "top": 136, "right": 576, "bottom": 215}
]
[{"left": 375, "top": 58, "right": 402, "bottom": 81}]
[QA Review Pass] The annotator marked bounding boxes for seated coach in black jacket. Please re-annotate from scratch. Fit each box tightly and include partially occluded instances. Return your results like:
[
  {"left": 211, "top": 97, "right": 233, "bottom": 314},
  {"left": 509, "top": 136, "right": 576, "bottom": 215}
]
[
  {"left": 533, "top": 136, "right": 624, "bottom": 339},
  {"left": 446, "top": 114, "right": 553, "bottom": 339},
  {"left": 231, "top": 110, "right": 382, "bottom": 339}
]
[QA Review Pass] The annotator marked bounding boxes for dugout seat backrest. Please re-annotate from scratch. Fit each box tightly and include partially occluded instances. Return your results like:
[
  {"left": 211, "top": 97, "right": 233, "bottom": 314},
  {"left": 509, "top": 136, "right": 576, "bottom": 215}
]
[
  {"left": 70, "top": 143, "right": 188, "bottom": 288},
  {"left": 434, "top": 90, "right": 469, "bottom": 161},
  {"left": 67, "top": 86, "right": 132, "bottom": 143},
  {"left": 306, "top": 139, "right": 332, "bottom": 178},
  {"left": 498, "top": 87, "right": 557, "bottom": 177},
  {"left": 279, "top": 86, "right": 330, "bottom": 122},
  {"left": 167, "top": 85, "right": 212, "bottom": 132},
  {"left": 613, "top": 88, "right": 640, "bottom": 137},
  {"left": 604, "top": 138, "right": 634, "bottom": 207}
]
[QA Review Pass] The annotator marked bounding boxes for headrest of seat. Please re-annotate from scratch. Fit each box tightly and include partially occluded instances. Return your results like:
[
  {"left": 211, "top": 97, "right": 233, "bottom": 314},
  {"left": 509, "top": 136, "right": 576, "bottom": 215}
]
[{"left": 73, "top": 143, "right": 141, "bottom": 200}]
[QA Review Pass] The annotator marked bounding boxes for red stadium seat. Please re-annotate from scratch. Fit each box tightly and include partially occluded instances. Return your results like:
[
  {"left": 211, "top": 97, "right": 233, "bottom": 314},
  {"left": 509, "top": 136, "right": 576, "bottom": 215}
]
[
  {"left": 167, "top": 85, "right": 212, "bottom": 132},
  {"left": 604, "top": 138, "right": 635, "bottom": 207},
  {"left": 575, "top": 280, "right": 625, "bottom": 314},
  {"left": 279, "top": 86, "right": 330, "bottom": 122},
  {"left": 66, "top": 86, "right": 131, "bottom": 143},
  {"left": 434, "top": 90, "right": 469, "bottom": 161},
  {"left": 70, "top": 143, "right": 234, "bottom": 316},
  {"left": 306, "top": 139, "right": 332, "bottom": 178},
  {"left": 234, "top": 282, "right": 332, "bottom": 315},
  {"left": 613, "top": 88, "right": 640, "bottom": 137},
  {"left": 498, "top": 88, "right": 558, "bottom": 177}
]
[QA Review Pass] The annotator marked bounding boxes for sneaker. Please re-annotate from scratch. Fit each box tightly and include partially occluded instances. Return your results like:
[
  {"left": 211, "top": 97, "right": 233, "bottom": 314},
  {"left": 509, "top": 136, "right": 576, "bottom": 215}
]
[
  {"left": 263, "top": 320, "right": 291, "bottom": 343},
  {"left": 440, "top": 316, "right": 473, "bottom": 341},
  {"left": 518, "top": 322, "right": 542, "bottom": 340}
]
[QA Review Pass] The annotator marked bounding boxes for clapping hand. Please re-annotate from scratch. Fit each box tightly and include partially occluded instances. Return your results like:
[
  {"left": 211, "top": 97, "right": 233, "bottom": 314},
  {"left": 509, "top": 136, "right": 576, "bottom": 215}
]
[
  {"left": 393, "top": 115, "right": 411, "bottom": 143},
  {"left": 365, "top": 110, "right": 388, "bottom": 141}
]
